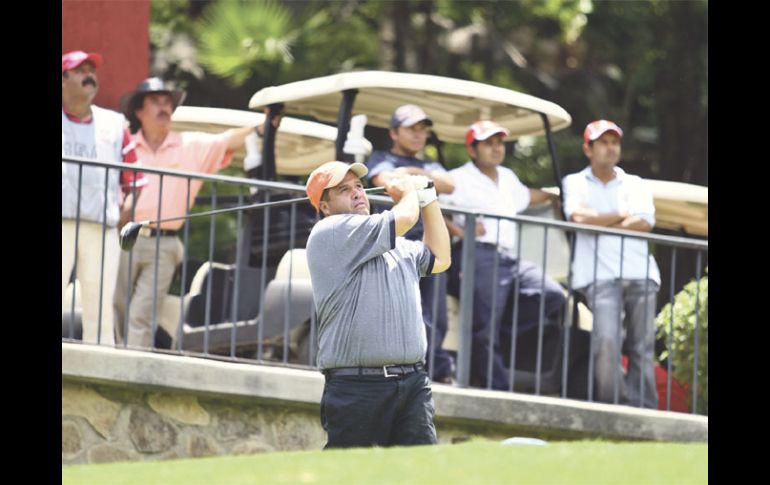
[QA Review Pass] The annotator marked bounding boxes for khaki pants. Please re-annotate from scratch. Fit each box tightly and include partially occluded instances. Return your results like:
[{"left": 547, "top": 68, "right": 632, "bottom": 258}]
[
  {"left": 62, "top": 220, "right": 119, "bottom": 345},
  {"left": 114, "top": 235, "right": 183, "bottom": 348}
]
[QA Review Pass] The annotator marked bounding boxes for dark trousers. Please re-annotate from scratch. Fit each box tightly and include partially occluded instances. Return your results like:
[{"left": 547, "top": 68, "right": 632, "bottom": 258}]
[
  {"left": 320, "top": 371, "right": 437, "bottom": 448},
  {"left": 452, "top": 243, "right": 566, "bottom": 390},
  {"left": 421, "top": 273, "right": 454, "bottom": 380}
]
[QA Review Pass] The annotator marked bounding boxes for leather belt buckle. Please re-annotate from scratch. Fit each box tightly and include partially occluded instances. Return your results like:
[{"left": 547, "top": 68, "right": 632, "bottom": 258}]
[{"left": 383, "top": 365, "right": 399, "bottom": 378}]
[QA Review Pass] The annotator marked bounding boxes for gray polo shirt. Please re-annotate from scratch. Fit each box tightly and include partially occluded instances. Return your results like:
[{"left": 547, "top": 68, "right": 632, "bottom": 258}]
[{"left": 306, "top": 210, "right": 435, "bottom": 370}]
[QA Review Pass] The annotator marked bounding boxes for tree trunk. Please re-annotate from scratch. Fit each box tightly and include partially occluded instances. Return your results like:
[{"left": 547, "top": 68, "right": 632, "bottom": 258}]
[
  {"left": 392, "top": 1, "right": 411, "bottom": 72},
  {"left": 655, "top": 1, "right": 707, "bottom": 185},
  {"left": 418, "top": 0, "right": 436, "bottom": 73}
]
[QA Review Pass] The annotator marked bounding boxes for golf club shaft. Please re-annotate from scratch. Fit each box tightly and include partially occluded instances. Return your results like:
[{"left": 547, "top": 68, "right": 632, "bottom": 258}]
[{"left": 136, "top": 186, "right": 386, "bottom": 227}]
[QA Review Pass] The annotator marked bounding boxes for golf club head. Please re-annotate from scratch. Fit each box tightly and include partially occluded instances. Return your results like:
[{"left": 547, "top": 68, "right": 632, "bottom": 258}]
[{"left": 119, "top": 222, "right": 143, "bottom": 251}]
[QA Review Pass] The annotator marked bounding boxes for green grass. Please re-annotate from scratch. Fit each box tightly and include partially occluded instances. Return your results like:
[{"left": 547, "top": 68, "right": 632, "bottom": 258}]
[{"left": 63, "top": 439, "right": 707, "bottom": 485}]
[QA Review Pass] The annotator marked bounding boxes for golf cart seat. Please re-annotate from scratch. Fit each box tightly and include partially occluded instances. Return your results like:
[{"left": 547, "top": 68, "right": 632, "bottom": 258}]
[
  {"left": 180, "top": 251, "right": 313, "bottom": 356},
  {"left": 180, "top": 262, "right": 263, "bottom": 354},
  {"left": 183, "top": 262, "right": 263, "bottom": 327}
]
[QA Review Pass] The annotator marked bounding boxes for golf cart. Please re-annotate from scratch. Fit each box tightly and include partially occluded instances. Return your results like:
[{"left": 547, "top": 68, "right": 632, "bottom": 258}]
[
  {"left": 224, "top": 70, "right": 706, "bottom": 397},
  {"left": 247, "top": 71, "right": 575, "bottom": 390}
]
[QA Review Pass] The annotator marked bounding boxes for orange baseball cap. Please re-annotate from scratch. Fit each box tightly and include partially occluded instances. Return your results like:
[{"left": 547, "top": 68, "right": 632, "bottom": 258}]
[
  {"left": 583, "top": 120, "right": 623, "bottom": 145},
  {"left": 305, "top": 161, "right": 368, "bottom": 212}
]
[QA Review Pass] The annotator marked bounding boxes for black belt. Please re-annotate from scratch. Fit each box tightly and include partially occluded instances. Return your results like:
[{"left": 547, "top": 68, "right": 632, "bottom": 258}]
[
  {"left": 141, "top": 228, "right": 179, "bottom": 237},
  {"left": 324, "top": 362, "right": 425, "bottom": 378}
]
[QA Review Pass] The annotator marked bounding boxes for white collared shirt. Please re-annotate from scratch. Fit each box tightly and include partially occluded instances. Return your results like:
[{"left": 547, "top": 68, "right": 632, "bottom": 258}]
[
  {"left": 562, "top": 166, "right": 661, "bottom": 289},
  {"left": 439, "top": 161, "right": 530, "bottom": 255}
]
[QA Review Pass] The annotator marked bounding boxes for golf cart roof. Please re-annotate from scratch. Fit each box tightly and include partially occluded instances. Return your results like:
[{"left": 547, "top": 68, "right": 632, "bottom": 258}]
[
  {"left": 544, "top": 179, "right": 708, "bottom": 236},
  {"left": 643, "top": 179, "right": 708, "bottom": 236},
  {"left": 171, "top": 106, "right": 338, "bottom": 176},
  {"left": 248, "top": 71, "right": 572, "bottom": 143}
]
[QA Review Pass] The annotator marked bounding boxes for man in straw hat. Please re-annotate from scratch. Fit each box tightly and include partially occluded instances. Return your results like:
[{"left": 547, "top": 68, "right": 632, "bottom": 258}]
[{"left": 114, "top": 77, "right": 274, "bottom": 349}]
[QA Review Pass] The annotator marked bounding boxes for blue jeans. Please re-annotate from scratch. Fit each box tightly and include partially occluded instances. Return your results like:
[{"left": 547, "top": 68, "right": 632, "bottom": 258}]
[
  {"left": 320, "top": 371, "right": 437, "bottom": 448},
  {"left": 582, "top": 279, "right": 659, "bottom": 409}
]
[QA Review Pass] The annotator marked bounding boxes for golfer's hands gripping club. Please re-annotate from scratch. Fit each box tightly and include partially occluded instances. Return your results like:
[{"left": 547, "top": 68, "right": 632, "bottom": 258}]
[
  {"left": 382, "top": 175, "right": 414, "bottom": 204},
  {"left": 408, "top": 175, "right": 438, "bottom": 208},
  {"left": 384, "top": 174, "right": 436, "bottom": 205}
]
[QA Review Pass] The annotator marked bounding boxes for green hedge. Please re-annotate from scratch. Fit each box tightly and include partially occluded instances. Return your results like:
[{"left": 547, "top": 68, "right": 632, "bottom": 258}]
[{"left": 656, "top": 270, "right": 708, "bottom": 415}]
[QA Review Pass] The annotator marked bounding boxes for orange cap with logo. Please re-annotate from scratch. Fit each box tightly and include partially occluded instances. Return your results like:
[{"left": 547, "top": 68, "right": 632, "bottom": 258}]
[
  {"left": 465, "top": 120, "right": 510, "bottom": 147},
  {"left": 305, "top": 161, "right": 368, "bottom": 212}
]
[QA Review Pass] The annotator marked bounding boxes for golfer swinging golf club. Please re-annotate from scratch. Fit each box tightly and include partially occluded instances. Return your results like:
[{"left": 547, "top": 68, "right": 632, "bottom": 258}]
[{"left": 305, "top": 160, "right": 451, "bottom": 448}]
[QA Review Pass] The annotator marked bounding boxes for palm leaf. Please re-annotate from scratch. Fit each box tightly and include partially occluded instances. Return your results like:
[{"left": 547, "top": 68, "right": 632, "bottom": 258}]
[{"left": 196, "top": 0, "right": 297, "bottom": 86}]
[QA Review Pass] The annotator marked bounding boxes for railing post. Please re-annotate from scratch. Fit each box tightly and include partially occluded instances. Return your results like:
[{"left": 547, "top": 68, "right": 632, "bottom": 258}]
[
  {"left": 258, "top": 103, "right": 284, "bottom": 181},
  {"left": 335, "top": 89, "right": 359, "bottom": 161},
  {"left": 456, "top": 213, "right": 477, "bottom": 387}
]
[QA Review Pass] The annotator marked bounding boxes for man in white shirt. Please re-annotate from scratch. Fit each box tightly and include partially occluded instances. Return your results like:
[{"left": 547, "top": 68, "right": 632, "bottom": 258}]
[
  {"left": 562, "top": 120, "right": 660, "bottom": 409},
  {"left": 440, "top": 120, "right": 566, "bottom": 390},
  {"left": 62, "top": 50, "right": 147, "bottom": 345}
]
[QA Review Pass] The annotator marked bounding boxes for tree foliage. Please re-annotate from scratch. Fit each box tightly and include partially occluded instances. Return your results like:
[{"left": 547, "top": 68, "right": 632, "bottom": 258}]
[
  {"left": 196, "top": 0, "right": 299, "bottom": 86},
  {"left": 149, "top": 0, "right": 706, "bottom": 188},
  {"left": 149, "top": 0, "right": 203, "bottom": 82}
]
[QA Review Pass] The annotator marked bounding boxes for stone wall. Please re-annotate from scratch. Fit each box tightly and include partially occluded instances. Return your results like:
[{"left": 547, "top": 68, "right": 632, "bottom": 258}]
[
  {"left": 62, "top": 379, "right": 327, "bottom": 465},
  {"left": 62, "top": 379, "right": 522, "bottom": 465},
  {"left": 62, "top": 343, "right": 708, "bottom": 465}
]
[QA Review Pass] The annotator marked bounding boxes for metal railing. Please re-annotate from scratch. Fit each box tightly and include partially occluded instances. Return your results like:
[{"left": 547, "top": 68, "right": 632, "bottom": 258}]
[
  {"left": 434, "top": 205, "right": 708, "bottom": 414},
  {"left": 62, "top": 156, "right": 315, "bottom": 363},
  {"left": 62, "top": 156, "right": 708, "bottom": 415}
]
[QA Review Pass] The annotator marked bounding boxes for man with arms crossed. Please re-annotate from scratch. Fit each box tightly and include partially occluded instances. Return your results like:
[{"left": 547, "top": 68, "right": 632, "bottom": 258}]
[
  {"left": 562, "top": 120, "right": 660, "bottom": 408},
  {"left": 305, "top": 161, "right": 451, "bottom": 448}
]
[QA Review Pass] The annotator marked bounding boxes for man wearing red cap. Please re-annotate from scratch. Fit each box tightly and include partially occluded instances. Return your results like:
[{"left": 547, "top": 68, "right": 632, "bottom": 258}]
[
  {"left": 366, "top": 104, "right": 457, "bottom": 384},
  {"left": 440, "top": 120, "right": 565, "bottom": 390},
  {"left": 562, "top": 120, "right": 660, "bottom": 408},
  {"left": 113, "top": 77, "right": 272, "bottom": 349},
  {"left": 62, "top": 50, "right": 146, "bottom": 345},
  {"left": 305, "top": 161, "right": 450, "bottom": 448}
]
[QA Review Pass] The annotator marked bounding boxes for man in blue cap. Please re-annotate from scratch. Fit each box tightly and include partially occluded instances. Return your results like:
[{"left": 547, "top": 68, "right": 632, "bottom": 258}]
[{"left": 366, "top": 104, "right": 456, "bottom": 384}]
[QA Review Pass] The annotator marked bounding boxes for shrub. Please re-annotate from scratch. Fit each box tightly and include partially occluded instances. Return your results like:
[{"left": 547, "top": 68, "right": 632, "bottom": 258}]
[{"left": 656, "top": 270, "right": 708, "bottom": 415}]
